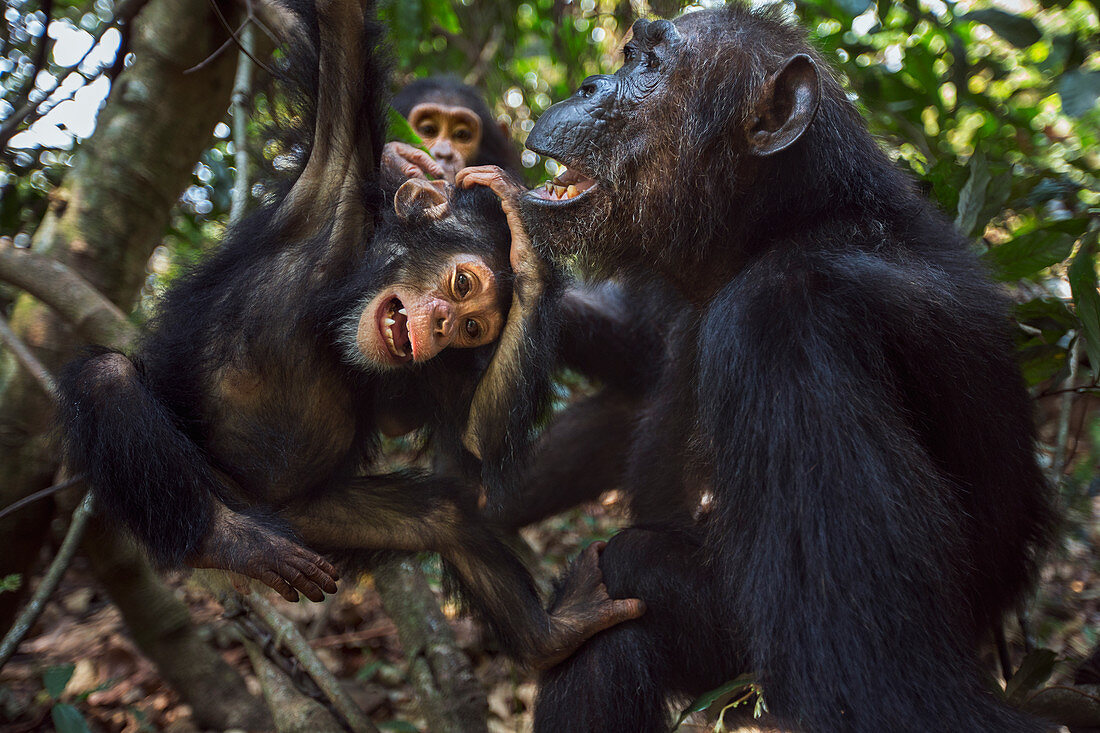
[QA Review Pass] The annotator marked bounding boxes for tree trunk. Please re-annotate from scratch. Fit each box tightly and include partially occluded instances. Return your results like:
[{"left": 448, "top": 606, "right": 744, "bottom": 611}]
[{"left": 0, "top": 0, "right": 241, "bottom": 627}]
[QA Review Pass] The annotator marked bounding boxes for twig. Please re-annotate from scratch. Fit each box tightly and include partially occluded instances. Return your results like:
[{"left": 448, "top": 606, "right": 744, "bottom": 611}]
[
  {"left": 0, "top": 313, "right": 57, "bottom": 397},
  {"left": 204, "top": 0, "right": 275, "bottom": 77},
  {"left": 308, "top": 623, "right": 398, "bottom": 649},
  {"left": 1051, "top": 335, "right": 1081, "bottom": 479},
  {"left": 241, "top": 636, "right": 344, "bottom": 731},
  {"left": 229, "top": 21, "right": 256, "bottom": 225},
  {"left": 0, "top": 475, "right": 84, "bottom": 521},
  {"left": 0, "top": 492, "right": 96, "bottom": 670},
  {"left": 244, "top": 591, "right": 380, "bottom": 733}
]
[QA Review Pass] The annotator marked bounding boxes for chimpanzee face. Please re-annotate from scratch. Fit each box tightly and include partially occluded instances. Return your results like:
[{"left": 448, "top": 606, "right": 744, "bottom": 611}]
[
  {"left": 519, "top": 10, "right": 820, "bottom": 272},
  {"left": 521, "top": 19, "right": 684, "bottom": 214},
  {"left": 343, "top": 179, "right": 512, "bottom": 372},
  {"left": 407, "top": 102, "right": 483, "bottom": 182},
  {"left": 355, "top": 252, "right": 504, "bottom": 367}
]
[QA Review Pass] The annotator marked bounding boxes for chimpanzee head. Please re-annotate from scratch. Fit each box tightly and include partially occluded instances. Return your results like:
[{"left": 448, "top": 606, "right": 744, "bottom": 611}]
[
  {"left": 393, "top": 77, "right": 522, "bottom": 182},
  {"left": 520, "top": 6, "right": 848, "bottom": 287},
  {"left": 340, "top": 179, "right": 513, "bottom": 372}
]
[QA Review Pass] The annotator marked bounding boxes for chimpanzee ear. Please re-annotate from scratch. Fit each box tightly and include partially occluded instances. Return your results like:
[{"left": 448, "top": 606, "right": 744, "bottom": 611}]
[
  {"left": 747, "top": 54, "right": 820, "bottom": 157},
  {"left": 394, "top": 179, "right": 450, "bottom": 222}
]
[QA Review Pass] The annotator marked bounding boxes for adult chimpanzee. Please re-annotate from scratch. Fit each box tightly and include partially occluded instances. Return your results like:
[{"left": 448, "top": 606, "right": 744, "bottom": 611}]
[
  {"left": 56, "top": 0, "right": 641, "bottom": 670},
  {"left": 384, "top": 76, "right": 522, "bottom": 182},
  {"left": 464, "top": 5, "right": 1059, "bottom": 732}
]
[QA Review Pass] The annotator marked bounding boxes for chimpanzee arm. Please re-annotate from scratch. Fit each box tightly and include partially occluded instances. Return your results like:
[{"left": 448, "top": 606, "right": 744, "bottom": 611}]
[
  {"left": 283, "top": 472, "right": 644, "bottom": 668},
  {"left": 454, "top": 166, "right": 564, "bottom": 509},
  {"left": 556, "top": 279, "right": 680, "bottom": 394},
  {"left": 698, "top": 250, "right": 1042, "bottom": 731}
]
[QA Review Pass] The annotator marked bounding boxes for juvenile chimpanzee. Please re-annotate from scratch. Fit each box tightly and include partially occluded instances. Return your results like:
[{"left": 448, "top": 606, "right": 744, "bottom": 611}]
[
  {"left": 385, "top": 76, "right": 522, "bottom": 183},
  {"left": 465, "top": 5, "right": 1059, "bottom": 732},
  {"left": 56, "top": 0, "right": 641, "bottom": 670}
]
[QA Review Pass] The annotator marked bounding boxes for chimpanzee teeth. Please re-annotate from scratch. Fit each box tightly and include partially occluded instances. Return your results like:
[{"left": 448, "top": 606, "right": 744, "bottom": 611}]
[
  {"left": 384, "top": 317, "right": 395, "bottom": 326},
  {"left": 566, "top": 185, "right": 578, "bottom": 197},
  {"left": 398, "top": 307, "right": 406, "bottom": 316}
]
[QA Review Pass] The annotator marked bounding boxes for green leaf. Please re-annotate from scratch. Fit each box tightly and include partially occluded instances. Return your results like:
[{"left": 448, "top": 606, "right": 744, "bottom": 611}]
[
  {"left": 387, "top": 107, "right": 430, "bottom": 153},
  {"left": 50, "top": 703, "right": 91, "bottom": 733},
  {"left": 1068, "top": 233, "right": 1100, "bottom": 380},
  {"left": 961, "top": 9, "right": 1042, "bottom": 47},
  {"left": 43, "top": 664, "right": 75, "bottom": 699},
  {"left": 0, "top": 574, "right": 21, "bottom": 594},
  {"left": 379, "top": 721, "right": 420, "bottom": 733},
  {"left": 954, "top": 151, "right": 990, "bottom": 237},
  {"left": 1058, "top": 70, "right": 1100, "bottom": 117},
  {"left": 1004, "top": 648, "right": 1058, "bottom": 702},
  {"left": 984, "top": 230, "right": 1074, "bottom": 281},
  {"left": 674, "top": 673, "right": 756, "bottom": 726}
]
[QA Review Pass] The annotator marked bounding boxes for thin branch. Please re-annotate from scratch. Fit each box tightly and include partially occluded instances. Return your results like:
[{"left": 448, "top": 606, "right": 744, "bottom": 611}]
[
  {"left": 0, "top": 492, "right": 96, "bottom": 670},
  {"left": 229, "top": 22, "right": 256, "bottom": 225},
  {"left": 0, "top": 313, "right": 58, "bottom": 397},
  {"left": 0, "top": 241, "right": 137, "bottom": 349},
  {"left": 204, "top": 0, "right": 275, "bottom": 77},
  {"left": 244, "top": 591, "right": 380, "bottom": 733},
  {"left": 0, "top": 475, "right": 84, "bottom": 522},
  {"left": 1051, "top": 335, "right": 1081, "bottom": 479},
  {"left": 183, "top": 16, "right": 253, "bottom": 75}
]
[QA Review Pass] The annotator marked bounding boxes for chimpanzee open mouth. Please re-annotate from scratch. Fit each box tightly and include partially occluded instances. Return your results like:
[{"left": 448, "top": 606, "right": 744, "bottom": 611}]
[
  {"left": 528, "top": 165, "right": 597, "bottom": 205},
  {"left": 377, "top": 296, "right": 412, "bottom": 360}
]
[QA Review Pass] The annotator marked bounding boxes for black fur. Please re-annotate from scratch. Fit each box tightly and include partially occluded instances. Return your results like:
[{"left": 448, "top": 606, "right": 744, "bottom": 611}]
[
  {"left": 55, "top": 0, "right": 581, "bottom": 666},
  {"left": 515, "top": 5, "right": 1057, "bottom": 732}
]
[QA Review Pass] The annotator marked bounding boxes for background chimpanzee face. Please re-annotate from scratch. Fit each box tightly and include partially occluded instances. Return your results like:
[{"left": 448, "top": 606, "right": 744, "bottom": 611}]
[{"left": 407, "top": 102, "right": 483, "bottom": 182}]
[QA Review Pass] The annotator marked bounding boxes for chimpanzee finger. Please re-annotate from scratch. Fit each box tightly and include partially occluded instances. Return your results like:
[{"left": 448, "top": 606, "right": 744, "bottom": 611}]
[
  {"left": 285, "top": 555, "right": 336, "bottom": 598},
  {"left": 606, "top": 597, "right": 646, "bottom": 624},
  {"left": 288, "top": 544, "right": 340, "bottom": 581},
  {"left": 292, "top": 552, "right": 340, "bottom": 593},
  {"left": 277, "top": 560, "right": 326, "bottom": 602},
  {"left": 399, "top": 147, "right": 444, "bottom": 178},
  {"left": 259, "top": 569, "right": 300, "bottom": 602}
]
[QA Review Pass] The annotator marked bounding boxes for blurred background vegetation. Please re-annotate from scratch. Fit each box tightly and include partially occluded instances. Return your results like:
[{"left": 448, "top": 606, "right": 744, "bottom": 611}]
[{"left": 1, "top": 0, "right": 1099, "bottom": 730}]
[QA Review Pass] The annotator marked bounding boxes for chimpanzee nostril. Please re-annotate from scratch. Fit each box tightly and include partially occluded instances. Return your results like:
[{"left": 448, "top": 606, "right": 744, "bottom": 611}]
[{"left": 580, "top": 82, "right": 596, "bottom": 99}]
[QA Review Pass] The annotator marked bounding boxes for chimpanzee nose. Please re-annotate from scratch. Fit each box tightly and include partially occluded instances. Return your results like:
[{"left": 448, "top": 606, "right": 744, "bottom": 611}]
[
  {"left": 433, "top": 302, "right": 454, "bottom": 341},
  {"left": 577, "top": 75, "right": 613, "bottom": 100},
  {"left": 431, "top": 139, "right": 456, "bottom": 162}
]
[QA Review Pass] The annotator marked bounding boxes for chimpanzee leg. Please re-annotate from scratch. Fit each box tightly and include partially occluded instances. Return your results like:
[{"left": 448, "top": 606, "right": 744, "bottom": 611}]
[
  {"left": 284, "top": 474, "right": 642, "bottom": 666},
  {"left": 492, "top": 391, "right": 639, "bottom": 529},
  {"left": 535, "top": 525, "right": 745, "bottom": 733}
]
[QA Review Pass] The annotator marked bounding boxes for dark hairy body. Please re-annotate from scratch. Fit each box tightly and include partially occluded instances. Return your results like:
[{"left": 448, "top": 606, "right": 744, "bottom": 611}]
[
  {"left": 57, "top": 0, "right": 641, "bottom": 670},
  {"left": 476, "top": 5, "right": 1058, "bottom": 731}
]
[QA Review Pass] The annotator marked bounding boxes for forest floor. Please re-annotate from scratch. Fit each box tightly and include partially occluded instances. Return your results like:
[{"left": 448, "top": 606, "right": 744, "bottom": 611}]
[{"left": 1, "top": 491, "right": 1097, "bottom": 733}]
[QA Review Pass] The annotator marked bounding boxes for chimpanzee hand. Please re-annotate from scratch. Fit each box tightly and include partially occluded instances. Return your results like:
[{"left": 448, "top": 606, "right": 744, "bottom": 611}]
[
  {"left": 383, "top": 141, "right": 446, "bottom": 181},
  {"left": 535, "top": 541, "right": 646, "bottom": 670},
  {"left": 188, "top": 505, "right": 340, "bottom": 603},
  {"left": 455, "top": 165, "right": 545, "bottom": 297}
]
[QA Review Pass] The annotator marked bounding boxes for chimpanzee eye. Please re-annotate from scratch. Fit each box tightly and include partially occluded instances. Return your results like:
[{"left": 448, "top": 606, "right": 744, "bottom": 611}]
[
  {"left": 455, "top": 271, "right": 472, "bottom": 298},
  {"left": 464, "top": 319, "right": 481, "bottom": 339},
  {"left": 623, "top": 44, "right": 636, "bottom": 62},
  {"left": 418, "top": 123, "right": 438, "bottom": 137},
  {"left": 453, "top": 128, "right": 471, "bottom": 142}
]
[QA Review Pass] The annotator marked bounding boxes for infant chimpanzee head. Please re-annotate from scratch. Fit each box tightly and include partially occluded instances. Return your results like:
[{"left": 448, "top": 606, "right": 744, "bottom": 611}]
[{"left": 342, "top": 178, "right": 513, "bottom": 371}]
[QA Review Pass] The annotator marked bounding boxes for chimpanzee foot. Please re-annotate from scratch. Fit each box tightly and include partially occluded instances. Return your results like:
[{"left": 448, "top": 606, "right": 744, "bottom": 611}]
[
  {"left": 535, "top": 540, "right": 646, "bottom": 670},
  {"left": 188, "top": 507, "right": 340, "bottom": 602}
]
